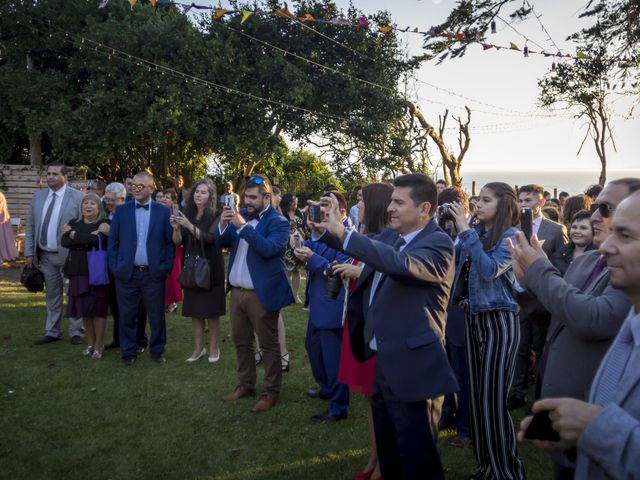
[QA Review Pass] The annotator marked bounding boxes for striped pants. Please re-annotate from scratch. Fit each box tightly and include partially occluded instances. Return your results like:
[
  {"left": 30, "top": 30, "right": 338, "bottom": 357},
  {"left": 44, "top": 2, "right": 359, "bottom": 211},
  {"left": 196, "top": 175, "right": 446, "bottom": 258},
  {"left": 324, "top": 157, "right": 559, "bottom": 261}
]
[{"left": 466, "top": 309, "right": 526, "bottom": 480}]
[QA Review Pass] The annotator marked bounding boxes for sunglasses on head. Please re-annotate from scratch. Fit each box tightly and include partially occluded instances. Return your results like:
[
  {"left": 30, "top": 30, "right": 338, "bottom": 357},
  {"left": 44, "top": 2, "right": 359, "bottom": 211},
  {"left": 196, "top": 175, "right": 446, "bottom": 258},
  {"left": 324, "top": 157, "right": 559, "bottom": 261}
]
[
  {"left": 246, "top": 176, "right": 265, "bottom": 185},
  {"left": 590, "top": 203, "right": 615, "bottom": 218}
]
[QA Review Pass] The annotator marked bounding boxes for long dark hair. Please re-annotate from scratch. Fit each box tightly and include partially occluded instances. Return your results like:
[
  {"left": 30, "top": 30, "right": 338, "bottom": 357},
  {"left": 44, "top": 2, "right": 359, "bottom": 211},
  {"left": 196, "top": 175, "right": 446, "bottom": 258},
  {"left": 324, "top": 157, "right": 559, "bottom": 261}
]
[
  {"left": 480, "top": 182, "right": 519, "bottom": 250},
  {"left": 184, "top": 179, "right": 217, "bottom": 228},
  {"left": 280, "top": 193, "right": 297, "bottom": 221},
  {"left": 362, "top": 183, "right": 394, "bottom": 234}
]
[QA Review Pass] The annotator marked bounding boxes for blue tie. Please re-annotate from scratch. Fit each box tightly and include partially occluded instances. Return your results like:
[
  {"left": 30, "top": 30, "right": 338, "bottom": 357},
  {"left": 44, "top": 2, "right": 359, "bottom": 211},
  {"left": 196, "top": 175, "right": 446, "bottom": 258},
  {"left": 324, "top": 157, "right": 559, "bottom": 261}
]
[
  {"left": 136, "top": 203, "right": 149, "bottom": 210},
  {"left": 593, "top": 321, "right": 634, "bottom": 405}
]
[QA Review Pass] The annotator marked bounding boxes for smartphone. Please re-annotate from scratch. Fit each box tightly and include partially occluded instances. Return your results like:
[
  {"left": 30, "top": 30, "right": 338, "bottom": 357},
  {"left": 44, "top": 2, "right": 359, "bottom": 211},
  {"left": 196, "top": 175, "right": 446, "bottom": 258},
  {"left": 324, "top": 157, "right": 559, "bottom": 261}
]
[
  {"left": 524, "top": 411, "right": 560, "bottom": 442},
  {"left": 293, "top": 234, "right": 303, "bottom": 250},
  {"left": 225, "top": 196, "right": 236, "bottom": 211},
  {"left": 309, "top": 204, "right": 322, "bottom": 223},
  {"left": 172, "top": 204, "right": 180, "bottom": 217},
  {"left": 521, "top": 207, "right": 533, "bottom": 242}
]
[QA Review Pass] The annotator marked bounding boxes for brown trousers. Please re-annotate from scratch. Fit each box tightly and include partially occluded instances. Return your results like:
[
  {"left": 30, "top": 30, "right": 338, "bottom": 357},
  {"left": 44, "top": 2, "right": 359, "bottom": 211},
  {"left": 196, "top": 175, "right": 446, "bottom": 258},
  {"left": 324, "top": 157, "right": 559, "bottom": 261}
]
[{"left": 230, "top": 288, "right": 282, "bottom": 396}]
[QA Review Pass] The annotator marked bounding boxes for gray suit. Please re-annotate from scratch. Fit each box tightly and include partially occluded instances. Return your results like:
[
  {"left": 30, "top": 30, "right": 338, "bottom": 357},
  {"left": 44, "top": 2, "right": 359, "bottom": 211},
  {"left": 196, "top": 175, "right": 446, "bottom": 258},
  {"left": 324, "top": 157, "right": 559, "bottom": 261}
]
[
  {"left": 512, "top": 217, "right": 569, "bottom": 399},
  {"left": 575, "top": 309, "right": 640, "bottom": 479},
  {"left": 25, "top": 186, "right": 85, "bottom": 338}
]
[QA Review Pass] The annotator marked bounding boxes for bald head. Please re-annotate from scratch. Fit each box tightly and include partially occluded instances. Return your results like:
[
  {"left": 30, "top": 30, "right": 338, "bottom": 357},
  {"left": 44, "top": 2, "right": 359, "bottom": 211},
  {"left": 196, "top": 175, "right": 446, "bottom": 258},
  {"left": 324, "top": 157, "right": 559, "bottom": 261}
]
[{"left": 599, "top": 192, "right": 640, "bottom": 309}]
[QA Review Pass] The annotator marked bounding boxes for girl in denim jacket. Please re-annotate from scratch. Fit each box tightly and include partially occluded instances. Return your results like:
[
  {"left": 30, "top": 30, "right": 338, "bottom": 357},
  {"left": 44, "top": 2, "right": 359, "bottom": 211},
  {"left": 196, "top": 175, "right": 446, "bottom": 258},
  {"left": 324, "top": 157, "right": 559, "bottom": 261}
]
[{"left": 449, "top": 182, "right": 525, "bottom": 480}]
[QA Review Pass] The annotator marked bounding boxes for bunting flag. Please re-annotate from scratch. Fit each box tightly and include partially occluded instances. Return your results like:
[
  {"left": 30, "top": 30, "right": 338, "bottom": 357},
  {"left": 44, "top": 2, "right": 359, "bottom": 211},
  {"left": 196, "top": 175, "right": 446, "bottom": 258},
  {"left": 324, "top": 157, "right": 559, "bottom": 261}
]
[
  {"left": 298, "top": 13, "right": 314, "bottom": 23},
  {"left": 98, "top": 0, "right": 109, "bottom": 8},
  {"left": 129, "top": 0, "right": 137, "bottom": 8},
  {"left": 509, "top": 42, "right": 520, "bottom": 51},
  {"left": 482, "top": 43, "right": 493, "bottom": 50},
  {"left": 213, "top": 8, "right": 229, "bottom": 20},
  {"left": 330, "top": 17, "right": 352, "bottom": 26},
  {"left": 274, "top": 2, "right": 295, "bottom": 19},
  {"left": 357, "top": 17, "right": 368, "bottom": 28},
  {"left": 379, "top": 26, "right": 393, "bottom": 34},
  {"left": 241, "top": 10, "right": 253, "bottom": 24},
  {"left": 576, "top": 51, "right": 589, "bottom": 59}
]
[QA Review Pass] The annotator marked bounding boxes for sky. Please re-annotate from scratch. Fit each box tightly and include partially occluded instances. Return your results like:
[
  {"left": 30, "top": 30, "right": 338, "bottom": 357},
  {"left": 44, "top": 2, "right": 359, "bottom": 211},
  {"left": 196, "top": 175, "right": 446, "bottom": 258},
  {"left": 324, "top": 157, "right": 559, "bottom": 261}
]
[
  {"left": 329, "top": 0, "right": 639, "bottom": 173},
  {"left": 194, "top": 0, "right": 639, "bottom": 174}
]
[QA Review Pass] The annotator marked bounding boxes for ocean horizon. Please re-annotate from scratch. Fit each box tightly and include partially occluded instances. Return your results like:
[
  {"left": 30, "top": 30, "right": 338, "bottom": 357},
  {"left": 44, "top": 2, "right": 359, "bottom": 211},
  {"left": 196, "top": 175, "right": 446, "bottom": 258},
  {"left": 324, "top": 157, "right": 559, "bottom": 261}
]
[{"left": 456, "top": 170, "right": 640, "bottom": 196}]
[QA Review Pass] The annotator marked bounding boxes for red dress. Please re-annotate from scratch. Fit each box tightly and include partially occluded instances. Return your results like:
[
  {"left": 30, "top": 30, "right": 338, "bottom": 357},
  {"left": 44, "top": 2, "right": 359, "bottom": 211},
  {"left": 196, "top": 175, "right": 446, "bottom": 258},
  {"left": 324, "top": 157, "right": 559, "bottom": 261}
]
[
  {"left": 338, "top": 261, "right": 377, "bottom": 396},
  {"left": 165, "top": 245, "right": 183, "bottom": 305}
]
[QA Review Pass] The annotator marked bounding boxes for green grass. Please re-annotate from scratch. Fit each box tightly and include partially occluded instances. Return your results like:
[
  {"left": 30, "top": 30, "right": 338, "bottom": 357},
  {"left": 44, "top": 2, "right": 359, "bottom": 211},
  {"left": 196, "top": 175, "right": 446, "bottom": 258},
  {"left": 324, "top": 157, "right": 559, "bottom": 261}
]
[{"left": 0, "top": 265, "right": 552, "bottom": 479}]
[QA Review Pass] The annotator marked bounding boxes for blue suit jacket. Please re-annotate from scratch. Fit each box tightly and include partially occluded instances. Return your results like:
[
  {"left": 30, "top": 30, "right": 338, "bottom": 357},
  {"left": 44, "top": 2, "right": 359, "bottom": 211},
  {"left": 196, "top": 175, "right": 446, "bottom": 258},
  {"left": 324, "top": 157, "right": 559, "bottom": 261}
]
[
  {"left": 321, "top": 220, "right": 458, "bottom": 402},
  {"left": 107, "top": 200, "right": 175, "bottom": 282},
  {"left": 305, "top": 239, "right": 351, "bottom": 329},
  {"left": 217, "top": 206, "right": 294, "bottom": 312}
]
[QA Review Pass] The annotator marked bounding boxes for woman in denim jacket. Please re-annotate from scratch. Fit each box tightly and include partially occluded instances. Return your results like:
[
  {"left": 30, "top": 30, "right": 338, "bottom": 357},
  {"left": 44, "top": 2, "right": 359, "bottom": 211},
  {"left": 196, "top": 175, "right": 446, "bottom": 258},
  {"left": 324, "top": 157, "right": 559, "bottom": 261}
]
[{"left": 449, "top": 182, "right": 525, "bottom": 480}]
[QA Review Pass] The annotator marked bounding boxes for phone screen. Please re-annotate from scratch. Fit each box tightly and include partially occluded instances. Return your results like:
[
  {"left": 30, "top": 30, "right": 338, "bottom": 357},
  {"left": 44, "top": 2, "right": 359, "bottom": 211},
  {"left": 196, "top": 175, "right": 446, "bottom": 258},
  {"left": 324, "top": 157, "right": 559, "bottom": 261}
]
[
  {"left": 521, "top": 208, "right": 533, "bottom": 242},
  {"left": 226, "top": 196, "right": 236, "bottom": 210},
  {"left": 172, "top": 204, "right": 180, "bottom": 216},
  {"left": 309, "top": 204, "right": 322, "bottom": 223}
]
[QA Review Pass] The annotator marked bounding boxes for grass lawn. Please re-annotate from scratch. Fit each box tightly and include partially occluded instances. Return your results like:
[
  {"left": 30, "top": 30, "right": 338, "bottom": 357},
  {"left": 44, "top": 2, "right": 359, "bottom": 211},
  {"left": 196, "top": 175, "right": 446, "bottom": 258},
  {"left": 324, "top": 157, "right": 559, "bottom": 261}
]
[{"left": 0, "top": 263, "right": 552, "bottom": 479}]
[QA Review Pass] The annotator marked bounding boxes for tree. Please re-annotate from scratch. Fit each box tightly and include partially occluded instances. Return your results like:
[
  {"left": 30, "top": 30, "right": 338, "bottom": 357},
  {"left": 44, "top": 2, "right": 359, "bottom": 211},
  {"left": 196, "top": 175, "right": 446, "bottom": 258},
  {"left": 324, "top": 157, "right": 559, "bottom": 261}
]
[{"left": 539, "top": 41, "right": 617, "bottom": 185}]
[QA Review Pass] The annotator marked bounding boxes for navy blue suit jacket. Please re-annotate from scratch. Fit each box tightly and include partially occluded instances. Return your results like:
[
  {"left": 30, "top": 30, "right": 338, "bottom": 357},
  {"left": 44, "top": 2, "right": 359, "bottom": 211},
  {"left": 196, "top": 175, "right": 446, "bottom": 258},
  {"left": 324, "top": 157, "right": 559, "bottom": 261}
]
[
  {"left": 107, "top": 200, "right": 175, "bottom": 283},
  {"left": 322, "top": 220, "right": 458, "bottom": 402},
  {"left": 217, "top": 206, "right": 294, "bottom": 312}
]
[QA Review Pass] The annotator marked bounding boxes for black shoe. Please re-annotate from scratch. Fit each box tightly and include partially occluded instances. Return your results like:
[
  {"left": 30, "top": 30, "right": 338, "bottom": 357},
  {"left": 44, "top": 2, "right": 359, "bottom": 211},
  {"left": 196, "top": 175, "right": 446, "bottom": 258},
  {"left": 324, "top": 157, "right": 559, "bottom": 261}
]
[
  {"left": 306, "top": 389, "right": 330, "bottom": 400},
  {"left": 310, "top": 411, "right": 347, "bottom": 423},
  {"left": 104, "top": 342, "right": 120, "bottom": 350},
  {"left": 34, "top": 335, "right": 61, "bottom": 345},
  {"left": 507, "top": 395, "right": 527, "bottom": 410},
  {"left": 70, "top": 335, "right": 83, "bottom": 345},
  {"left": 151, "top": 353, "right": 167, "bottom": 364},
  {"left": 122, "top": 357, "right": 137, "bottom": 366}
]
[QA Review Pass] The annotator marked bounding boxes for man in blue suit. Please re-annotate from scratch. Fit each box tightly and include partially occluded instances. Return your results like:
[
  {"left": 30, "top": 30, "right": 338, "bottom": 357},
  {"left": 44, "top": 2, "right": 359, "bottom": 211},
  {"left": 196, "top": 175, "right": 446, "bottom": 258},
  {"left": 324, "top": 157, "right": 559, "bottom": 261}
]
[
  {"left": 313, "top": 173, "right": 458, "bottom": 480},
  {"left": 218, "top": 175, "right": 294, "bottom": 413},
  {"left": 108, "top": 171, "right": 174, "bottom": 366},
  {"left": 295, "top": 192, "right": 352, "bottom": 423}
]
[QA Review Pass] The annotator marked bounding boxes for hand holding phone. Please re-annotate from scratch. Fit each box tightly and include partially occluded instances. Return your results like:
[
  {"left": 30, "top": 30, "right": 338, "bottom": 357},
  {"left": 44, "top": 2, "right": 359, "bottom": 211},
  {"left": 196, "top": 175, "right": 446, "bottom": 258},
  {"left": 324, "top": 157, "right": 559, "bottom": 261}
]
[
  {"left": 521, "top": 208, "right": 533, "bottom": 242},
  {"left": 225, "top": 196, "right": 236, "bottom": 211},
  {"left": 524, "top": 411, "right": 560, "bottom": 442},
  {"left": 172, "top": 204, "right": 181, "bottom": 217},
  {"left": 308, "top": 204, "right": 322, "bottom": 223}
]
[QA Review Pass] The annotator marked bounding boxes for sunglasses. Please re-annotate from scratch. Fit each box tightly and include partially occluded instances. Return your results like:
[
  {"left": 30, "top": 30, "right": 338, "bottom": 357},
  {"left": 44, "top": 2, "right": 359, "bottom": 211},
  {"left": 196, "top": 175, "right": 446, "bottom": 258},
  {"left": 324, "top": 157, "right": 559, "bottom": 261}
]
[
  {"left": 246, "top": 176, "right": 265, "bottom": 185},
  {"left": 590, "top": 203, "right": 615, "bottom": 218},
  {"left": 130, "top": 183, "right": 148, "bottom": 192}
]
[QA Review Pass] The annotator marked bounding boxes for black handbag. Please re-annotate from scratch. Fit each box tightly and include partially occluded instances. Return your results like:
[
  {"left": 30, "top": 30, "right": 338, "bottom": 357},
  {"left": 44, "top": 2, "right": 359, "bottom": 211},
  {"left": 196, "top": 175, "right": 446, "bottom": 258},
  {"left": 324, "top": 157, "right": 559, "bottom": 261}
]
[
  {"left": 178, "top": 231, "right": 211, "bottom": 291},
  {"left": 21, "top": 264, "right": 45, "bottom": 293}
]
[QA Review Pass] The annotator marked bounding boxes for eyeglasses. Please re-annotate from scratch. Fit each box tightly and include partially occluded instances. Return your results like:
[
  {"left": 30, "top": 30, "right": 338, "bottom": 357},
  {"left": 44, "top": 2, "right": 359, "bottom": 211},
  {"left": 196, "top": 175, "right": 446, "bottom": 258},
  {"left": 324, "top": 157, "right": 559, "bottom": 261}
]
[
  {"left": 130, "top": 183, "right": 148, "bottom": 192},
  {"left": 590, "top": 203, "right": 615, "bottom": 218}
]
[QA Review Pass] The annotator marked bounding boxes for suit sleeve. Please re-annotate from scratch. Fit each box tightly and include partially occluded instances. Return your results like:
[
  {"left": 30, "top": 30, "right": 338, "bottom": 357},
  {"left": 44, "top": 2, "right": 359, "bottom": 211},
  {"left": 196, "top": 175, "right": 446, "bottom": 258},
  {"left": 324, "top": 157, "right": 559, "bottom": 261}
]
[
  {"left": 108, "top": 210, "right": 120, "bottom": 272},
  {"left": 162, "top": 209, "right": 175, "bottom": 272},
  {"left": 343, "top": 230, "right": 453, "bottom": 286},
  {"left": 215, "top": 224, "right": 237, "bottom": 247},
  {"left": 305, "top": 241, "right": 351, "bottom": 274},
  {"left": 237, "top": 215, "right": 289, "bottom": 259},
  {"left": 458, "top": 228, "right": 514, "bottom": 281},
  {"left": 24, "top": 194, "right": 37, "bottom": 257},
  {"left": 521, "top": 257, "right": 631, "bottom": 340},
  {"left": 577, "top": 403, "right": 640, "bottom": 479}
]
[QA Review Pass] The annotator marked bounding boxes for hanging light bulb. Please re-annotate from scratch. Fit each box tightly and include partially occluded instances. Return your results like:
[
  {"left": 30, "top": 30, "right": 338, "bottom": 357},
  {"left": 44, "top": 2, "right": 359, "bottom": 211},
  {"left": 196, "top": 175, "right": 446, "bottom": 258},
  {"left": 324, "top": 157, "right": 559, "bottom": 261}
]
[
  {"left": 490, "top": 21, "right": 496, "bottom": 34},
  {"left": 523, "top": 45, "right": 529, "bottom": 57},
  {"left": 551, "top": 61, "right": 556, "bottom": 71}
]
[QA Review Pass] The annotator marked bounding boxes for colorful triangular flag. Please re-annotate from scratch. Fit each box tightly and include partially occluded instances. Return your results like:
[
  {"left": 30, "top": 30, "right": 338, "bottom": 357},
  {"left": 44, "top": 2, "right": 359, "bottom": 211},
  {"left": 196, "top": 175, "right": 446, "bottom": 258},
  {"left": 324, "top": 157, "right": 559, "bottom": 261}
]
[
  {"left": 213, "top": 8, "right": 229, "bottom": 20},
  {"left": 241, "top": 10, "right": 253, "bottom": 24},
  {"left": 379, "top": 26, "right": 393, "bottom": 34},
  {"left": 298, "top": 13, "right": 315, "bottom": 23},
  {"left": 509, "top": 42, "right": 520, "bottom": 51}
]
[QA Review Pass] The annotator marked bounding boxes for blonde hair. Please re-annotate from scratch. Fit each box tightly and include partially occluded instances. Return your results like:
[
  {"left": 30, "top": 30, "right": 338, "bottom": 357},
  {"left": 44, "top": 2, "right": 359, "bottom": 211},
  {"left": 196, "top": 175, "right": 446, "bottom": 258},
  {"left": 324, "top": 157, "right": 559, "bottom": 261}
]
[{"left": 79, "top": 192, "right": 106, "bottom": 222}]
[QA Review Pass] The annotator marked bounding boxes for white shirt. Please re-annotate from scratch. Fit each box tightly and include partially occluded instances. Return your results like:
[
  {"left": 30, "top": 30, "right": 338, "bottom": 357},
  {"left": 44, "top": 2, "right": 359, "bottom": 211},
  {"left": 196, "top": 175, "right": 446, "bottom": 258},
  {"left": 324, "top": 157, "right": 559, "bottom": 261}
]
[
  {"left": 224, "top": 205, "right": 270, "bottom": 289},
  {"left": 39, "top": 184, "right": 67, "bottom": 251},
  {"left": 533, "top": 214, "right": 543, "bottom": 236},
  {"left": 344, "top": 225, "right": 424, "bottom": 351}
]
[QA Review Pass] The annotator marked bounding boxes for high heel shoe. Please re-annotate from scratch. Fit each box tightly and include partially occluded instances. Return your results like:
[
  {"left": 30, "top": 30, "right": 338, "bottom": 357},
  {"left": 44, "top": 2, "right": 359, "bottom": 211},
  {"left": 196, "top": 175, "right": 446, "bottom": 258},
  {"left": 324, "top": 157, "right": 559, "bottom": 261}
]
[
  {"left": 82, "top": 346, "right": 94, "bottom": 356},
  {"left": 281, "top": 352, "right": 290, "bottom": 372},
  {"left": 208, "top": 348, "right": 220, "bottom": 363},
  {"left": 186, "top": 348, "right": 207, "bottom": 363}
]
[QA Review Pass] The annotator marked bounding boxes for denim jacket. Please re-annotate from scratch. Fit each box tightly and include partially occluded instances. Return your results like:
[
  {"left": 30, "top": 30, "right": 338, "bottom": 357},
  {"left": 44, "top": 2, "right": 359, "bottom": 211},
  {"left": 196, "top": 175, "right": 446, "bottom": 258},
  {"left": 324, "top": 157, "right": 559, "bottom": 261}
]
[{"left": 452, "top": 225, "right": 518, "bottom": 314}]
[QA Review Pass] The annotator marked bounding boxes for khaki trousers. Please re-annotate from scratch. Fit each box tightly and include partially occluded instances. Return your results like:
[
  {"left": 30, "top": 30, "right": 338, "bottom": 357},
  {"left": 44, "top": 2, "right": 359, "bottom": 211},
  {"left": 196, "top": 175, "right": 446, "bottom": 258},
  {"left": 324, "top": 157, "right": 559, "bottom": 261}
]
[{"left": 230, "top": 288, "right": 282, "bottom": 397}]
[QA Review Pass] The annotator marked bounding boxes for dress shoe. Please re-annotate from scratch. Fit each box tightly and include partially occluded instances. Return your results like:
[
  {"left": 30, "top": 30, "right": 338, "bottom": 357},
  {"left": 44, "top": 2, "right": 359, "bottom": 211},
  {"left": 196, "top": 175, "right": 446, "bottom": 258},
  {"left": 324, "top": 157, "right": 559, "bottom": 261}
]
[
  {"left": 104, "top": 342, "right": 120, "bottom": 350},
  {"left": 208, "top": 350, "right": 221, "bottom": 363},
  {"left": 34, "top": 335, "right": 61, "bottom": 345},
  {"left": 222, "top": 385, "right": 256, "bottom": 401},
  {"left": 122, "top": 357, "right": 137, "bottom": 366},
  {"left": 151, "top": 353, "right": 167, "bottom": 364},
  {"left": 250, "top": 394, "right": 278, "bottom": 413},
  {"left": 507, "top": 395, "right": 527, "bottom": 410},
  {"left": 306, "top": 389, "right": 330, "bottom": 400},
  {"left": 449, "top": 435, "right": 472, "bottom": 448},
  {"left": 310, "top": 411, "right": 347, "bottom": 423},
  {"left": 70, "top": 335, "right": 83, "bottom": 345},
  {"left": 186, "top": 348, "right": 207, "bottom": 363}
]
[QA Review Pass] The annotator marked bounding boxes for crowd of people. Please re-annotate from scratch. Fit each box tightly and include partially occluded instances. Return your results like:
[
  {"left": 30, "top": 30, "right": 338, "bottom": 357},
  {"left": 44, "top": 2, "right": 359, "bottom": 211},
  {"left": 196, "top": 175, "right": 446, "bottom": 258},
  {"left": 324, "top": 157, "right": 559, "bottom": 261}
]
[{"left": 8, "top": 162, "right": 640, "bottom": 479}]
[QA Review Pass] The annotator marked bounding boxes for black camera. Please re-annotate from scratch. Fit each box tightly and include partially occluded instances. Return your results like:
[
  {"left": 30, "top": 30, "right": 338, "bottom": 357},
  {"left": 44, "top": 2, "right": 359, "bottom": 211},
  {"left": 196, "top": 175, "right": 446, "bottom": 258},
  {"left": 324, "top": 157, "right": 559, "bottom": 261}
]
[
  {"left": 437, "top": 203, "right": 455, "bottom": 222},
  {"left": 325, "top": 261, "right": 342, "bottom": 300}
]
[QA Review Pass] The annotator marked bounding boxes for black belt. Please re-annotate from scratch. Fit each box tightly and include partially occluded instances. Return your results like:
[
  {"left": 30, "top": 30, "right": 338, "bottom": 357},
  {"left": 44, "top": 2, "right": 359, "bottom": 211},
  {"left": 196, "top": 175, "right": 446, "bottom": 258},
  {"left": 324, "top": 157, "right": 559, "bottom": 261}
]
[{"left": 133, "top": 265, "right": 149, "bottom": 271}]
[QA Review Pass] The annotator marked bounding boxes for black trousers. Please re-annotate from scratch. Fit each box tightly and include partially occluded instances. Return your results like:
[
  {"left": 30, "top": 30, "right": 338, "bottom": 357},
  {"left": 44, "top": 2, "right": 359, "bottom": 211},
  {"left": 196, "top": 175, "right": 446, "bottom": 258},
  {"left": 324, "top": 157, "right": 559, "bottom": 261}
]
[{"left": 370, "top": 366, "right": 444, "bottom": 480}]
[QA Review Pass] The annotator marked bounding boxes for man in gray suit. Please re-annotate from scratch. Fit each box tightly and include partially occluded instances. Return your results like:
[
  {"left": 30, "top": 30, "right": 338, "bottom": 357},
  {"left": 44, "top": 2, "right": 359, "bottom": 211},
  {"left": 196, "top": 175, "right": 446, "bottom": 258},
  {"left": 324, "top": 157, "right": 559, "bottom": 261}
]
[
  {"left": 518, "top": 190, "right": 640, "bottom": 480},
  {"left": 25, "top": 163, "right": 85, "bottom": 345},
  {"left": 509, "top": 178, "right": 640, "bottom": 478},
  {"left": 510, "top": 183, "right": 569, "bottom": 409}
]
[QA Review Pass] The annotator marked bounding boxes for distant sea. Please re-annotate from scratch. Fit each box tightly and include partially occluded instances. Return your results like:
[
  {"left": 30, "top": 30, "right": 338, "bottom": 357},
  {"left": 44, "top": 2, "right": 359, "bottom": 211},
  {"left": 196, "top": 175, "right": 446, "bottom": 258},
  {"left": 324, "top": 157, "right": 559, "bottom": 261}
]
[{"left": 458, "top": 170, "right": 640, "bottom": 196}]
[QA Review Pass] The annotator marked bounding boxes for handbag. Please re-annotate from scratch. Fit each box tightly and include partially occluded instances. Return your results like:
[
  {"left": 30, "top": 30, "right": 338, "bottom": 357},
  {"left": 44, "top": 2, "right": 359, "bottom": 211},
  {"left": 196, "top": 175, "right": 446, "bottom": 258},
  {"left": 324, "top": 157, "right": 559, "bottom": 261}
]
[
  {"left": 87, "top": 233, "right": 109, "bottom": 286},
  {"left": 178, "top": 230, "right": 211, "bottom": 291},
  {"left": 20, "top": 264, "right": 45, "bottom": 292}
]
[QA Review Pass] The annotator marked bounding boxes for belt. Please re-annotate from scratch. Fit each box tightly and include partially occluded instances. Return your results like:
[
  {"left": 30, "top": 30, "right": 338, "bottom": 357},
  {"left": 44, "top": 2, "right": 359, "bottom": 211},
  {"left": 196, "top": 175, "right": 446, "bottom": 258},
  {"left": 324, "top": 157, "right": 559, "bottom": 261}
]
[
  {"left": 232, "top": 286, "right": 254, "bottom": 291},
  {"left": 133, "top": 265, "right": 149, "bottom": 271}
]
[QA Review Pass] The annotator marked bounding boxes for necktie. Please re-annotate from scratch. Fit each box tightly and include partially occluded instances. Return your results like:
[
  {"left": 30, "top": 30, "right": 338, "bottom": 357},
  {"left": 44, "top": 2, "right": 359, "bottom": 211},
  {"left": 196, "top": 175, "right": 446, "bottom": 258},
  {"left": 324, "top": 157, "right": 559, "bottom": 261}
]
[
  {"left": 40, "top": 193, "right": 57, "bottom": 248},
  {"left": 136, "top": 203, "right": 149, "bottom": 210},
  {"left": 393, "top": 236, "right": 406, "bottom": 249},
  {"left": 582, "top": 255, "right": 607, "bottom": 291},
  {"left": 593, "top": 321, "right": 634, "bottom": 405}
]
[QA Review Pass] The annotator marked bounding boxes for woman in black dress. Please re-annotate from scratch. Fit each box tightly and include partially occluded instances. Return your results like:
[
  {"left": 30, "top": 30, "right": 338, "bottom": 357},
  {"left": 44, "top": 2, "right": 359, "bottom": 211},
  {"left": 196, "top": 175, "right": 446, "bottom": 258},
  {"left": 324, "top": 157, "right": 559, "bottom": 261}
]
[
  {"left": 61, "top": 193, "right": 110, "bottom": 359},
  {"left": 170, "top": 179, "right": 225, "bottom": 363}
]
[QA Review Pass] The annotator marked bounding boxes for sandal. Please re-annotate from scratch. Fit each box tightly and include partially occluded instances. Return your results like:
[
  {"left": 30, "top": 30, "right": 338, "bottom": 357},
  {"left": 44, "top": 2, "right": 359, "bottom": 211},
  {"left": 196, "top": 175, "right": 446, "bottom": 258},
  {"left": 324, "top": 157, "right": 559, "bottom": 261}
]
[
  {"left": 91, "top": 346, "right": 104, "bottom": 360},
  {"left": 281, "top": 352, "right": 290, "bottom": 372},
  {"left": 82, "top": 346, "right": 94, "bottom": 356}
]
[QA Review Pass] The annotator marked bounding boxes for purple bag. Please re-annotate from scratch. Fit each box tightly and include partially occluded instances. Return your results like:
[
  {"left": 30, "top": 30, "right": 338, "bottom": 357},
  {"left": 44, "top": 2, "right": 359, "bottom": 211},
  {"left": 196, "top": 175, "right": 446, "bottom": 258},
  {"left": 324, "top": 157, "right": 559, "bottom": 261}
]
[{"left": 87, "top": 233, "right": 109, "bottom": 286}]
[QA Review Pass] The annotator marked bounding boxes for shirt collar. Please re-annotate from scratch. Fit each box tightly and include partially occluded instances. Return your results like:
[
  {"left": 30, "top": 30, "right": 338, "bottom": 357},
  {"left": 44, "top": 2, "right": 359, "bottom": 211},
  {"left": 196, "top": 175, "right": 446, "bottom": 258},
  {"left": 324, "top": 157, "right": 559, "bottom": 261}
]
[
  {"left": 50, "top": 184, "right": 66, "bottom": 198},
  {"left": 259, "top": 205, "right": 270, "bottom": 218},
  {"left": 533, "top": 215, "right": 543, "bottom": 229},
  {"left": 400, "top": 226, "right": 424, "bottom": 246},
  {"left": 627, "top": 308, "right": 640, "bottom": 347},
  {"left": 135, "top": 199, "right": 152, "bottom": 208}
]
